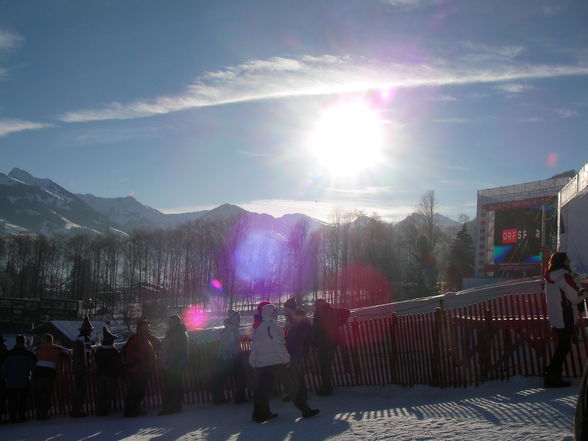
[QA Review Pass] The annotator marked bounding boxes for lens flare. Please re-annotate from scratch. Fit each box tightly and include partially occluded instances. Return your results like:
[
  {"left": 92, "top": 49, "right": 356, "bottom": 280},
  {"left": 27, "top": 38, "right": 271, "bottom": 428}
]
[
  {"left": 234, "top": 229, "right": 287, "bottom": 283},
  {"left": 182, "top": 306, "right": 208, "bottom": 331},
  {"left": 547, "top": 153, "right": 558, "bottom": 168},
  {"left": 210, "top": 279, "right": 223, "bottom": 291}
]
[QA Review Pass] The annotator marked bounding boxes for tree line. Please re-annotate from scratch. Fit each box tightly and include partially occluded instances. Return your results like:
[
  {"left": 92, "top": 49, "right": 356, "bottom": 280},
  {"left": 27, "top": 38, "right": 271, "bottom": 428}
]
[{"left": 0, "top": 191, "right": 475, "bottom": 319}]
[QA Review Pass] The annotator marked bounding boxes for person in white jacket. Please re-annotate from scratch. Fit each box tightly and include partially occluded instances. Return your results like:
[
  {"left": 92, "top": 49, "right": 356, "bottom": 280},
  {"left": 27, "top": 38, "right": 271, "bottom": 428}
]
[
  {"left": 544, "top": 251, "right": 587, "bottom": 388},
  {"left": 248, "top": 303, "right": 319, "bottom": 423}
]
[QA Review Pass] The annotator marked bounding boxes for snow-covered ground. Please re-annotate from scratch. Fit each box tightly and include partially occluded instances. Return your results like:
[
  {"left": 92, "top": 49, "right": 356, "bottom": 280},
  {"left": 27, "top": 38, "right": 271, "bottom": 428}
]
[{"left": 3, "top": 376, "right": 579, "bottom": 441}]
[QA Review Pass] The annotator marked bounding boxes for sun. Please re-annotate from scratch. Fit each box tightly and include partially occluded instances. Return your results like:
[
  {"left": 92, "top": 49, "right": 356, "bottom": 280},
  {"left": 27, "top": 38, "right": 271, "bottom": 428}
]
[{"left": 307, "top": 101, "right": 385, "bottom": 177}]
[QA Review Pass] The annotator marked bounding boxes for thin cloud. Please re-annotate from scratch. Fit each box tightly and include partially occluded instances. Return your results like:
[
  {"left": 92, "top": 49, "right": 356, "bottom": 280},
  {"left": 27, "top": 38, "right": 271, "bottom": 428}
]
[
  {"left": 521, "top": 117, "right": 543, "bottom": 123},
  {"left": 58, "top": 53, "right": 588, "bottom": 123},
  {"left": 0, "top": 118, "right": 53, "bottom": 138},
  {"left": 461, "top": 41, "right": 524, "bottom": 59},
  {"left": 236, "top": 199, "right": 415, "bottom": 223},
  {"left": 326, "top": 186, "right": 397, "bottom": 196},
  {"left": 429, "top": 95, "right": 457, "bottom": 102},
  {"left": 0, "top": 29, "right": 23, "bottom": 52},
  {"left": 380, "top": 0, "right": 447, "bottom": 9},
  {"left": 555, "top": 108, "right": 579, "bottom": 118},
  {"left": 235, "top": 148, "right": 274, "bottom": 158},
  {"left": 495, "top": 83, "right": 531, "bottom": 94},
  {"left": 0, "top": 28, "right": 24, "bottom": 81},
  {"left": 160, "top": 198, "right": 415, "bottom": 223},
  {"left": 444, "top": 164, "right": 472, "bottom": 173},
  {"left": 433, "top": 118, "right": 472, "bottom": 124}
]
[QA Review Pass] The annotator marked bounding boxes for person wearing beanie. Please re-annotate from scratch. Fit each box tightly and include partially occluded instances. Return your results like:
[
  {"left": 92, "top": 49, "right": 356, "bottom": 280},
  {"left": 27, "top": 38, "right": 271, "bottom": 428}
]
[
  {"left": 252, "top": 301, "right": 270, "bottom": 330},
  {"left": 158, "top": 315, "right": 188, "bottom": 416},
  {"left": 70, "top": 315, "right": 94, "bottom": 418},
  {"left": 94, "top": 327, "right": 122, "bottom": 416},
  {"left": 249, "top": 303, "right": 319, "bottom": 423},
  {"left": 212, "top": 310, "right": 247, "bottom": 405},
  {"left": 32, "top": 333, "right": 70, "bottom": 421},
  {"left": 283, "top": 298, "right": 297, "bottom": 328},
  {"left": 0, "top": 335, "right": 36, "bottom": 423},
  {"left": 544, "top": 251, "right": 587, "bottom": 388}
]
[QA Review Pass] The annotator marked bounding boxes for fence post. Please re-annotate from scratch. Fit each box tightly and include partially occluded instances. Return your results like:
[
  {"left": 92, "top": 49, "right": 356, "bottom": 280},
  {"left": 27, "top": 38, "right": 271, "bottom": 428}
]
[
  {"left": 389, "top": 313, "right": 398, "bottom": 385},
  {"left": 432, "top": 307, "right": 442, "bottom": 387},
  {"left": 480, "top": 309, "right": 494, "bottom": 382}
]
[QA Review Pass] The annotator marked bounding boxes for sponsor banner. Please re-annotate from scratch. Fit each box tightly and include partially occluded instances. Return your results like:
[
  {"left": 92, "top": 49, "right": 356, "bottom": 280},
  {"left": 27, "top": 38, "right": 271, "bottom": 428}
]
[
  {"left": 484, "top": 263, "right": 541, "bottom": 273},
  {"left": 483, "top": 196, "right": 555, "bottom": 212}
]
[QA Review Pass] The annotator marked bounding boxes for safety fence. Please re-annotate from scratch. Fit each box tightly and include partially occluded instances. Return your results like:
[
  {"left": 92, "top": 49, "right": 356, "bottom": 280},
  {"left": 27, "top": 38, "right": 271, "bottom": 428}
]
[{"left": 18, "top": 289, "right": 588, "bottom": 417}]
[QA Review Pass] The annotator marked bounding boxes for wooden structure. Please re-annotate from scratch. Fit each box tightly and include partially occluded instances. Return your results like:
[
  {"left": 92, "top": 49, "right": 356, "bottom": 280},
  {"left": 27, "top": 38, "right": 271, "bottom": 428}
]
[{"left": 18, "top": 288, "right": 588, "bottom": 417}]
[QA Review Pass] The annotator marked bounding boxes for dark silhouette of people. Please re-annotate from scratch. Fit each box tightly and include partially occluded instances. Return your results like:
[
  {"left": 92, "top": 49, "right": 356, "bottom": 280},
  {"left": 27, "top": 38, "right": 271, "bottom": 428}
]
[
  {"left": 284, "top": 300, "right": 312, "bottom": 402},
  {"left": 33, "top": 333, "right": 70, "bottom": 420},
  {"left": 124, "top": 319, "right": 155, "bottom": 417},
  {"left": 70, "top": 315, "right": 94, "bottom": 417},
  {"left": 0, "top": 335, "right": 36, "bottom": 423},
  {"left": 94, "top": 327, "right": 122, "bottom": 416},
  {"left": 212, "top": 310, "right": 247, "bottom": 405},
  {"left": 312, "top": 299, "right": 349, "bottom": 396},
  {"left": 0, "top": 334, "right": 8, "bottom": 425},
  {"left": 249, "top": 303, "right": 319, "bottom": 423},
  {"left": 159, "top": 315, "right": 188, "bottom": 415},
  {"left": 544, "top": 251, "right": 587, "bottom": 388}
]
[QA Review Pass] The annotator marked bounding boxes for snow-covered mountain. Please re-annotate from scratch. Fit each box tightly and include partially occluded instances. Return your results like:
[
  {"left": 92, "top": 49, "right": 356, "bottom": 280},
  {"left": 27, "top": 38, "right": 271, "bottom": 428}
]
[
  {"left": 0, "top": 169, "right": 324, "bottom": 237},
  {"left": 78, "top": 193, "right": 206, "bottom": 232},
  {"left": 0, "top": 169, "right": 122, "bottom": 236}
]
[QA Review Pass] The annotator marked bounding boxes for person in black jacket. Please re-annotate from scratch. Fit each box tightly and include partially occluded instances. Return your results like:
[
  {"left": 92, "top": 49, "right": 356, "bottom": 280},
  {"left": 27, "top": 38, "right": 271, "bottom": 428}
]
[
  {"left": 94, "top": 327, "right": 122, "bottom": 416},
  {"left": 312, "top": 299, "right": 348, "bottom": 396},
  {"left": 0, "top": 335, "right": 36, "bottom": 423},
  {"left": 285, "top": 307, "right": 312, "bottom": 402},
  {"left": 70, "top": 315, "right": 94, "bottom": 418},
  {"left": 0, "top": 334, "right": 8, "bottom": 424},
  {"left": 159, "top": 315, "right": 188, "bottom": 415}
]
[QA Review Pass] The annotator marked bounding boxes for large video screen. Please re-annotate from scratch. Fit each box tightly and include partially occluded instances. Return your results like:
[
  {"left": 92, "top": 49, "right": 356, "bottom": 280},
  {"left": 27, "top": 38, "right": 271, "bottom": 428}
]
[{"left": 493, "top": 205, "right": 552, "bottom": 264}]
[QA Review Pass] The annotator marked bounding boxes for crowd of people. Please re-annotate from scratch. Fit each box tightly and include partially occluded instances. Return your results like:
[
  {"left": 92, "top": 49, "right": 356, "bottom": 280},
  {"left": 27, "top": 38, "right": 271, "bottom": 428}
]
[
  {"left": 1, "top": 252, "right": 588, "bottom": 430},
  {"left": 0, "top": 298, "right": 347, "bottom": 425}
]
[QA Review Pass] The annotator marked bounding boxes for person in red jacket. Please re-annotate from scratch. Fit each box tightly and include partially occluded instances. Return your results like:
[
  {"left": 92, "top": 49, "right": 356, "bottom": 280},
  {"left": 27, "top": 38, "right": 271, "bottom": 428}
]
[{"left": 124, "top": 319, "right": 155, "bottom": 417}]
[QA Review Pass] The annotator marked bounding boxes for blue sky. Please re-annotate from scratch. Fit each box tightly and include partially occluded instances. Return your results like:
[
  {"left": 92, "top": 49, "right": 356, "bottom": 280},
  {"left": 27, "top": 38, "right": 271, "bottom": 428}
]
[{"left": 1, "top": 0, "right": 587, "bottom": 222}]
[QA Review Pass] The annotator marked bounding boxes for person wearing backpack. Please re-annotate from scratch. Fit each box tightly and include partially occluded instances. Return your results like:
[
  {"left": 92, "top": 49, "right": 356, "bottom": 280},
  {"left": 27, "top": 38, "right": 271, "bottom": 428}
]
[
  {"left": 312, "top": 299, "right": 349, "bottom": 396},
  {"left": 544, "top": 252, "right": 587, "bottom": 388},
  {"left": 249, "top": 304, "right": 319, "bottom": 423}
]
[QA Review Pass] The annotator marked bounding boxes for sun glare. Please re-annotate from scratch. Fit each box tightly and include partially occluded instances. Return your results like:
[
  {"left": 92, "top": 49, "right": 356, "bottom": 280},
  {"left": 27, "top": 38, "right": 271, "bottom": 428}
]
[{"left": 308, "top": 102, "right": 385, "bottom": 177}]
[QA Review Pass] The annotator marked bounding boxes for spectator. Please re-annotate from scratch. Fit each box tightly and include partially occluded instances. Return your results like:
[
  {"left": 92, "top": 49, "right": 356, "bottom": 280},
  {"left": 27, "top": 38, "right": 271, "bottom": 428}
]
[
  {"left": 32, "top": 333, "right": 70, "bottom": 421},
  {"left": 283, "top": 298, "right": 298, "bottom": 329},
  {"left": 312, "top": 299, "right": 349, "bottom": 396},
  {"left": 124, "top": 319, "right": 155, "bottom": 417},
  {"left": 284, "top": 307, "right": 312, "bottom": 402},
  {"left": 249, "top": 303, "right": 319, "bottom": 423},
  {"left": 70, "top": 315, "right": 94, "bottom": 418},
  {"left": 0, "top": 335, "right": 36, "bottom": 423},
  {"left": 0, "top": 334, "right": 8, "bottom": 425},
  {"left": 94, "top": 327, "right": 122, "bottom": 416},
  {"left": 159, "top": 315, "right": 188, "bottom": 415},
  {"left": 212, "top": 310, "right": 247, "bottom": 405},
  {"left": 252, "top": 301, "right": 270, "bottom": 330},
  {"left": 544, "top": 252, "right": 587, "bottom": 388}
]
